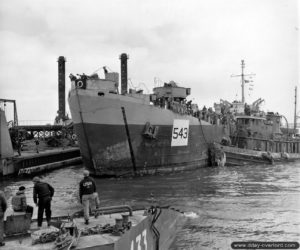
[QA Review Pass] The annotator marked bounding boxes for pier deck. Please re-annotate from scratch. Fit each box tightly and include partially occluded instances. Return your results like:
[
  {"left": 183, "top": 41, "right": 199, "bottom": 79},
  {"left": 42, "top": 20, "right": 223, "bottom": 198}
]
[
  {"left": 14, "top": 147, "right": 82, "bottom": 176},
  {"left": 1, "top": 146, "right": 82, "bottom": 176}
]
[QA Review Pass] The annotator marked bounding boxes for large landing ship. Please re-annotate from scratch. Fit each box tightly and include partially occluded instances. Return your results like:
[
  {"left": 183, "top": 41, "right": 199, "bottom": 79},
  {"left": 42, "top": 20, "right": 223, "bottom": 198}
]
[{"left": 68, "top": 54, "right": 226, "bottom": 177}]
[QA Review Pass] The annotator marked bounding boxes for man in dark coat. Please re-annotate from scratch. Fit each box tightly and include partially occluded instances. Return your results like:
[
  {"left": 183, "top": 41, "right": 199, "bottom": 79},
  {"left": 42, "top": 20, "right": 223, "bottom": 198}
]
[
  {"left": 32, "top": 177, "right": 54, "bottom": 228},
  {"left": 79, "top": 170, "right": 100, "bottom": 225},
  {"left": 0, "top": 191, "right": 7, "bottom": 247},
  {"left": 11, "top": 186, "right": 33, "bottom": 217}
]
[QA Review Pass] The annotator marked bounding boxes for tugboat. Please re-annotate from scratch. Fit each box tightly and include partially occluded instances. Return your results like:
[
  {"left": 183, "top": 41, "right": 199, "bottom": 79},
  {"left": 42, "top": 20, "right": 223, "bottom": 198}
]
[
  {"left": 213, "top": 61, "right": 300, "bottom": 166},
  {"left": 68, "top": 53, "right": 226, "bottom": 177}
]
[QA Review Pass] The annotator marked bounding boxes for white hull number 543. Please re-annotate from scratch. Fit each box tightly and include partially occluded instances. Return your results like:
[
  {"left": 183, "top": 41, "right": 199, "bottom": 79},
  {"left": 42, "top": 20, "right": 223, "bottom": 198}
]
[{"left": 171, "top": 119, "right": 189, "bottom": 147}]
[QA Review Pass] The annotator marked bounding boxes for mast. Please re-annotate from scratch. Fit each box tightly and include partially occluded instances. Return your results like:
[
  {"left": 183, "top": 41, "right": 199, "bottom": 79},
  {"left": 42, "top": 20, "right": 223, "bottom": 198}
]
[
  {"left": 294, "top": 86, "right": 298, "bottom": 132},
  {"left": 231, "top": 60, "right": 255, "bottom": 104},
  {"left": 241, "top": 60, "right": 245, "bottom": 103}
]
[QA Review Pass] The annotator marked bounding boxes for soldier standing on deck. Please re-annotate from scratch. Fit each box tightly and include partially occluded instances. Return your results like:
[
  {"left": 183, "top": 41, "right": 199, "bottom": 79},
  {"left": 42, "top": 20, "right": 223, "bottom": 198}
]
[
  {"left": 33, "top": 177, "right": 54, "bottom": 228},
  {"left": 0, "top": 191, "right": 7, "bottom": 247},
  {"left": 79, "top": 170, "right": 100, "bottom": 225}
]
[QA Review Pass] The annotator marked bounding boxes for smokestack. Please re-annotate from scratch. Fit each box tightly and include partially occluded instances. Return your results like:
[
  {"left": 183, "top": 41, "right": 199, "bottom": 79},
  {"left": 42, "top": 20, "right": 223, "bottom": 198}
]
[
  {"left": 120, "top": 53, "right": 128, "bottom": 95},
  {"left": 58, "top": 56, "right": 66, "bottom": 119}
]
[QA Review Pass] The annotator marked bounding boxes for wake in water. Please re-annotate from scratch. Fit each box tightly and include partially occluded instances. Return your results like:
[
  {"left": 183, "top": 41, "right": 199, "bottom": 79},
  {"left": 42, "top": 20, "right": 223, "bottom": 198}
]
[{"left": 184, "top": 211, "right": 200, "bottom": 219}]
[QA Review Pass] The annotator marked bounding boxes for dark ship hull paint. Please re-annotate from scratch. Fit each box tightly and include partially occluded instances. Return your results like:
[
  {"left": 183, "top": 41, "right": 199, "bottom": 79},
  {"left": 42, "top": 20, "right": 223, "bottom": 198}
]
[{"left": 74, "top": 122, "right": 225, "bottom": 176}]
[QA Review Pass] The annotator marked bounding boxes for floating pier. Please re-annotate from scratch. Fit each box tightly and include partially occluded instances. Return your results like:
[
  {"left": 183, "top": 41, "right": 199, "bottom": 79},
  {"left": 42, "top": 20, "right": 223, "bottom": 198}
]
[
  {"left": 15, "top": 148, "right": 82, "bottom": 176},
  {"left": 0, "top": 56, "right": 84, "bottom": 177}
]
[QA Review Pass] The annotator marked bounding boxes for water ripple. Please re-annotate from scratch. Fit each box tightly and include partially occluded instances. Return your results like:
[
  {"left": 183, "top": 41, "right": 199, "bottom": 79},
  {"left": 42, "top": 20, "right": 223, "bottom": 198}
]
[{"left": 1, "top": 162, "right": 299, "bottom": 249}]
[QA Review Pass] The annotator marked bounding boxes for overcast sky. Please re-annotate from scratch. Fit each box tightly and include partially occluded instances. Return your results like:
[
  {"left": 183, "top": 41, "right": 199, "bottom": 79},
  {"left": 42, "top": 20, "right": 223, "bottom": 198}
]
[{"left": 0, "top": 0, "right": 298, "bottom": 124}]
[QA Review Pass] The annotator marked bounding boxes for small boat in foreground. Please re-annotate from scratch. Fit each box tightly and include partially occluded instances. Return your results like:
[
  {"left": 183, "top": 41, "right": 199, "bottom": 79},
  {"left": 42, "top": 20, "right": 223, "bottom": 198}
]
[{"left": 3, "top": 205, "right": 186, "bottom": 250}]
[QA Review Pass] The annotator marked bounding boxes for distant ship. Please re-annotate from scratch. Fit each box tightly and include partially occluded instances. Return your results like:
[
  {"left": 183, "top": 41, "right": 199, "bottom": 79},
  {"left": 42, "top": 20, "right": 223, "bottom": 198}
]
[{"left": 68, "top": 53, "right": 227, "bottom": 176}]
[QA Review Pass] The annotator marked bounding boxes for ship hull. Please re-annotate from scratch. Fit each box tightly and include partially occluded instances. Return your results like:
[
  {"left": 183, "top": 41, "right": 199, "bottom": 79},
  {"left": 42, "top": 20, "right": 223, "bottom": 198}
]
[{"left": 69, "top": 90, "right": 226, "bottom": 176}]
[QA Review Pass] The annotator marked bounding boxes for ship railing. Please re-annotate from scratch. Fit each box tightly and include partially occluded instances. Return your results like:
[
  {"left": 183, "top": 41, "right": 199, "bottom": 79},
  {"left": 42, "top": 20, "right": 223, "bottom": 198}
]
[{"left": 94, "top": 205, "right": 133, "bottom": 216}]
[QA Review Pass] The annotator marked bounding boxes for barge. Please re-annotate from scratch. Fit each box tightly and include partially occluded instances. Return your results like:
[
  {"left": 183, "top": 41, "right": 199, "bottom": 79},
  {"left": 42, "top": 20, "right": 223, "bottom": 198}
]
[{"left": 2, "top": 205, "right": 186, "bottom": 250}]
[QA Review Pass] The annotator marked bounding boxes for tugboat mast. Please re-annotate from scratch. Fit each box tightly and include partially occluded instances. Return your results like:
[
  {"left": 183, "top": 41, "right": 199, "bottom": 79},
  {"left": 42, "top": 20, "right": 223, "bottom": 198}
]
[
  {"left": 231, "top": 60, "right": 255, "bottom": 104},
  {"left": 294, "top": 86, "right": 298, "bottom": 132},
  {"left": 241, "top": 60, "right": 245, "bottom": 103}
]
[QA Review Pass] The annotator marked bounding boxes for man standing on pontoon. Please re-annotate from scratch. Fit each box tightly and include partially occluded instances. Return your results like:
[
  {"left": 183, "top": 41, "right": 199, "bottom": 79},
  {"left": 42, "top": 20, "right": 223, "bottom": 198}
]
[{"left": 79, "top": 170, "right": 100, "bottom": 225}]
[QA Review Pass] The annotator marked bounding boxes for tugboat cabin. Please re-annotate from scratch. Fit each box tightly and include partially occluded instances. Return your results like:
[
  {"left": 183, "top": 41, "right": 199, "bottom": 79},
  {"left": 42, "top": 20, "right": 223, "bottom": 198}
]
[
  {"left": 235, "top": 113, "right": 282, "bottom": 140},
  {"left": 232, "top": 113, "right": 300, "bottom": 154}
]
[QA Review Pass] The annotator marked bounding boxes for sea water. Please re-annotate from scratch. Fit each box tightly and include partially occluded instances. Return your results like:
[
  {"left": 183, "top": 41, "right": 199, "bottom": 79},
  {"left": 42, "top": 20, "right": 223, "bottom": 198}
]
[{"left": 1, "top": 162, "right": 299, "bottom": 249}]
